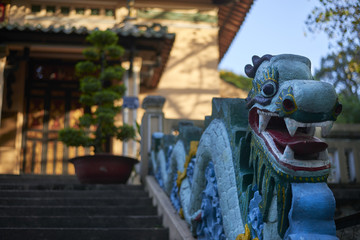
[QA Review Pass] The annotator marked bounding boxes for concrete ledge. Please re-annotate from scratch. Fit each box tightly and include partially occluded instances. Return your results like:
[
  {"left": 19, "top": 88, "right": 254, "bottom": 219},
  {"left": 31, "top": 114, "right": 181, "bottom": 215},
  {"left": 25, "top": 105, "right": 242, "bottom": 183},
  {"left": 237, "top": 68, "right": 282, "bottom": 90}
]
[
  {"left": 0, "top": 147, "right": 20, "bottom": 174},
  {"left": 144, "top": 176, "right": 195, "bottom": 240}
]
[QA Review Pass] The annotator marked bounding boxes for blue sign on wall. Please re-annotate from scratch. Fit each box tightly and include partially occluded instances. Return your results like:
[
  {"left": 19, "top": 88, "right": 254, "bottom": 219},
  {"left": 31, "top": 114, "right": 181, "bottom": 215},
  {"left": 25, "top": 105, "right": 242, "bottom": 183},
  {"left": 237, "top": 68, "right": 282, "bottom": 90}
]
[{"left": 123, "top": 96, "right": 140, "bottom": 109}]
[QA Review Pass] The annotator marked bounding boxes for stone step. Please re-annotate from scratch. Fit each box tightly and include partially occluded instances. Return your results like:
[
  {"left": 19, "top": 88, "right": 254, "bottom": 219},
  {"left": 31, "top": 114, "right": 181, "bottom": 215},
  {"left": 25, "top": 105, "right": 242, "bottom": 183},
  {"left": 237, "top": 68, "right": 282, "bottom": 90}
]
[
  {"left": 0, "top": 216, "right": 163, "bottom": 228},
  {"left": 0, "top": 175, "right": 142, "bottom": 189},
  {"left": 0, "top": 183, "right": 143, "bottom": 191},
  {"left": 1, "top": 189, "right": 148, "bottom": 198},
  {"left": 0, "top": 228, "right": 169, "bottom": 240},
  {"left": 0, "top": 197, "right": 153, "bottom": 206},
  {"left": 0, "top": 174, "right": 79, "bottom": 180},
  {"left": 0, "top": 175, "right": 169, "bottom": 240},
  {"left": 0, "top": 175, "right": 79, "bottom": 184},
  {"left": 0, "top": 205, "right": 158, "bottom": 216}
]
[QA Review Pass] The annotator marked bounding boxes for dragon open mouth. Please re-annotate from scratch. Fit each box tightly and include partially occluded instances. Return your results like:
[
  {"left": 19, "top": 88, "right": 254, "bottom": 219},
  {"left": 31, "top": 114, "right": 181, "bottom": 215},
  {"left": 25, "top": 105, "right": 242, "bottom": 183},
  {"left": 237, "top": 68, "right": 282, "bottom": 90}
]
[{"left": 249, "top": 108, "right": 332, "bottom": 173}]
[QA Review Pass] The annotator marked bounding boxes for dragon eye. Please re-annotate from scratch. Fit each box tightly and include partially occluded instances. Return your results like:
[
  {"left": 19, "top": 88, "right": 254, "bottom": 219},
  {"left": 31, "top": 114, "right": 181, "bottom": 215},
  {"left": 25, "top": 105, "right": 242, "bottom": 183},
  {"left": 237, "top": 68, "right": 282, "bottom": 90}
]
[{"left": 261, "top": 81, "right": 277, "bottom": 97}]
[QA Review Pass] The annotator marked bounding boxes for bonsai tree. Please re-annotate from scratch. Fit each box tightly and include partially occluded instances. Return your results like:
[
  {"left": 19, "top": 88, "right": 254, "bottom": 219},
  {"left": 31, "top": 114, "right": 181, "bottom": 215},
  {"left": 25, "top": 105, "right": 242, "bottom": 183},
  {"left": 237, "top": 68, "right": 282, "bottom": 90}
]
[{"left": 59, "top": 30, "right": 135, "bottom": 154}]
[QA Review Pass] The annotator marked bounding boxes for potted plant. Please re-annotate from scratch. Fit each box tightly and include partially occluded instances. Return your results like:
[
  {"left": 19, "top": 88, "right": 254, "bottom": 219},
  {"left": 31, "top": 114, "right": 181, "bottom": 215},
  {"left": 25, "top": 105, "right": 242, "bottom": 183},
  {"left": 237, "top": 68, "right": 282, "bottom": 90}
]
[{"left": 59, "top": 30, "right": 137, "bottom": 184}]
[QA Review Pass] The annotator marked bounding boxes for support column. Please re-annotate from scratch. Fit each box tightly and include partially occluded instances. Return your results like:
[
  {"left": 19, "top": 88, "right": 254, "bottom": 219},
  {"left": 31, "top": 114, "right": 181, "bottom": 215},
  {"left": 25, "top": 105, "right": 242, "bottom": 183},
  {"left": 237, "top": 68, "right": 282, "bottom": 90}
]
[
  {"left": 121, "top": 57, "right": 141, "bottom": 157},
  {"left": 140, "top": 95, "right": 166, "bottom": 181},
  {"left": 0, "top": 46, "right": 7, "bottom": 126}
]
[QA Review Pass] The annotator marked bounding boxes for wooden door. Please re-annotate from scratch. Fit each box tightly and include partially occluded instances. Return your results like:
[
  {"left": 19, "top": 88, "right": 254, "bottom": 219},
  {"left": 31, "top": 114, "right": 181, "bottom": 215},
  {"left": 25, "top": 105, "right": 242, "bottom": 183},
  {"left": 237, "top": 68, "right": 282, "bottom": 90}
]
[{"left": 21, "top": 60, "right": 88, "bottom": 175}]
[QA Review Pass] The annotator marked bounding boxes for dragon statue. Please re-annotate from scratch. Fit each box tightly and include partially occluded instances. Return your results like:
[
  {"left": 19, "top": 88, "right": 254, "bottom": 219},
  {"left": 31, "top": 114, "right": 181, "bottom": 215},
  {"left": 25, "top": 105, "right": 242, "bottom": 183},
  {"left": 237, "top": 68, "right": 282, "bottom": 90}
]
[{"left": 149, "top": 54, "right": 342, "bottom": 240}]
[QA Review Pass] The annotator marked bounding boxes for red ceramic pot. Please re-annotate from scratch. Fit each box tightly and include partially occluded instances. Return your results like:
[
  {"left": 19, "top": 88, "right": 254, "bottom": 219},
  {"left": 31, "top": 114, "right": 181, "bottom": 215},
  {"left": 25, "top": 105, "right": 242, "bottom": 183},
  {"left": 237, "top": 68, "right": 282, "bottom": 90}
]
[{"left": 69, "top": 154, "right": 139, "bottom": 184}]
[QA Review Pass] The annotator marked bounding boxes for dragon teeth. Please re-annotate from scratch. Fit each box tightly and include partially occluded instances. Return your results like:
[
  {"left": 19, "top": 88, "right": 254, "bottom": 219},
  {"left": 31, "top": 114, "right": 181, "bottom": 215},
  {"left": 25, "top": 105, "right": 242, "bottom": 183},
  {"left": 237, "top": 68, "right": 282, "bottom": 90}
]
[
  {"left": 284, "top": 118, "right": 334, "bottom": 137},
  {"left": 284, "top": 118, "right": 298, "bottom": 137},
  {"left": 282, "top": 146, "right": 328, "bottom": 161},
  {"left": 318, "top": 150, "right": 329, "bottom": 160},
  {"left": 306, "top": 126, "right": 316, "bottom": 136},
  {"left": 257, "top": 110, "right": 278, "bottom": 117},
  {"left": 258, "top": 111, "right": 334, "bottom": 137},
  {"left": 257, "top": 110, "right": 278, "bottom": 133},
  {"left": 321, "top": 122, "right": 334, "bottom": 137},
  {"left": 259, "top": 114, "right": 271, "bottom": 133},
  {"left": 283, "top": 145, "right": 294, "bottom": 160}
]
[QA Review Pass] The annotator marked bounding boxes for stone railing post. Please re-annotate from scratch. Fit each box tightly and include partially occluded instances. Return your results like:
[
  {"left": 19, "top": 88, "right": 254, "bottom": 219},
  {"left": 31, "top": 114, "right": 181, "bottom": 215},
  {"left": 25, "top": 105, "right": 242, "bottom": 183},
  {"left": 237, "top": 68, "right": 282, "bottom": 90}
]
[{"left": 140, "top": 95, "right": 166, "bottom": 181}]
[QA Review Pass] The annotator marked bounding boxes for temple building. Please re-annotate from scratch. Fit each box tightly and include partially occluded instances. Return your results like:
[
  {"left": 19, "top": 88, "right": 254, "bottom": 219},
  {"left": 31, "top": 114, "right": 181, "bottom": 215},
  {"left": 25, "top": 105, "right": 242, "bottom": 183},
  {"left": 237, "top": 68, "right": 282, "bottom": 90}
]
[{"left": 0, "top": 0, "right": 253, "bottom": 175}]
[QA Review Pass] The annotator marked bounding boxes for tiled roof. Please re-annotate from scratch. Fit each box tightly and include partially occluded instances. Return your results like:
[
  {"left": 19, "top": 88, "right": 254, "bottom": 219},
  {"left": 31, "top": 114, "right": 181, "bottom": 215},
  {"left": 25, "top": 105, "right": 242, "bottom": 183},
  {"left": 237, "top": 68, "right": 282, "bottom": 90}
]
[
  {"left": 0, "top": 0, "right": 254, "bottom": 84},
  {"left": 0, "top": 22, "right": 175, "bottom": 88},
  {"left": 218, "top": 0, "right": 254, "bottom": 61},
  {"left": 0, "top": 22, "right": 175, "bottom": 39}
]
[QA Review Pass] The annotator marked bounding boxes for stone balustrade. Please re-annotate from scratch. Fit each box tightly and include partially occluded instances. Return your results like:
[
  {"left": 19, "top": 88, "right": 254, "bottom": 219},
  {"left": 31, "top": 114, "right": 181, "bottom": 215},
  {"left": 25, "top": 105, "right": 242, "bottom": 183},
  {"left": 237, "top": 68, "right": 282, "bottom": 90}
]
[
  {"left": 140, "top": 95, "right": 360, "bottom": 239},
  {"left": 139, "top": 54, "right": 360, "bottom": 240}
]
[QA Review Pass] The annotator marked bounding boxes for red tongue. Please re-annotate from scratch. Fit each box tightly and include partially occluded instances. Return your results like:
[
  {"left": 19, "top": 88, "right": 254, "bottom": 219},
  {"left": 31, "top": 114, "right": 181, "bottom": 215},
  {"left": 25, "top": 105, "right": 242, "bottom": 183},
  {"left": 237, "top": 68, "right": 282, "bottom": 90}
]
[{"left": 267, "top": 129, "right": 328, "bottom": 155}]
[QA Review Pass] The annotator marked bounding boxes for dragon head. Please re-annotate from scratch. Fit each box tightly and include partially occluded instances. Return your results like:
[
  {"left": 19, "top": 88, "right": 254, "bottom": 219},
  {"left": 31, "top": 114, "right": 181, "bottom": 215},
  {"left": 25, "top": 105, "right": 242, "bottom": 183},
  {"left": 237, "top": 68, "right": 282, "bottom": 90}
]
[{"left": 245, "top": 54, "right": 342, "bottom": 177}]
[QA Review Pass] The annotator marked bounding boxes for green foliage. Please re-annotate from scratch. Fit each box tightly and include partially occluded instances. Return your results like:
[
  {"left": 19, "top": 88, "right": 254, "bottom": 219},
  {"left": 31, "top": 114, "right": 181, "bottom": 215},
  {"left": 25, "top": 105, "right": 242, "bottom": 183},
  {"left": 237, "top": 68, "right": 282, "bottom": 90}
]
[
  {"left": 307, "top": 1, "right": 360, "bottom": 123},
  {"left": 306, "top": 0, "right": 360, "bottom": 49},
  {"left": 59, "top": 128, "right": 92, "bottom": 147},
  {"left": 83, "top": 48, "right": 99, "bottom": 61},
  {"left": 219, "top": 70, "right": 252, "bottom": 91},
  {"left": 117, "top": 124, "right": 136, "bottom": 142},
  {"left": 136, "top": 121, "right": 141, "bottom": 135},
  {"left": 75, "top": 61, "right": 97, "bottom": 77},
  {"left": 95, "top": 108, "right": 117, "bottom": 136},
  {"left": 59, "top": 30, "right": 135, "bottom": 153},
  {"left": 106, "top": 45, "right": 125, "bottom": 59},
  {"left": 86, "top": 30, "right": 118, "bottom": 49},
  {"left": 79, "top": 94, "right": 95, "bottom": 106},
  {"left": 315, "top": 47, "right": 360, "bottom": 97},
  {"left": 80, "top": 76, "right": 101, "bottom": 93},
  {"left": 100, "top": 66, "right": 124, "bottom": 83},
  {"left": 95, "top": 106, "right": 117, "bottom": 123},
  {"left": 94, "top": 90, "right": 122, "bottom": 104},
  {"left": 79, "top": 114, "right": 93, "bottom": 128},
  {"left": 109, "top": 84, "right": 126, "bottom": 96},
  {"left": 336, "top": 94, "right": 360, "bottom": 123}
]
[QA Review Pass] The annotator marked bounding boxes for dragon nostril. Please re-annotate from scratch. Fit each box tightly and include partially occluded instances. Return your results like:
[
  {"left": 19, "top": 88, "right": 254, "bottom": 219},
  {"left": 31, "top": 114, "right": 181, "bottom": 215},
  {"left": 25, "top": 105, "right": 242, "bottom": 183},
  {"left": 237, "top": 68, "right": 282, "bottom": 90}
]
[
  {"left": 334, "top": 104, "right": 342, "bottom": 116},
  {"left": 283, "top": 99, "right": 295, "bottom": 112}
]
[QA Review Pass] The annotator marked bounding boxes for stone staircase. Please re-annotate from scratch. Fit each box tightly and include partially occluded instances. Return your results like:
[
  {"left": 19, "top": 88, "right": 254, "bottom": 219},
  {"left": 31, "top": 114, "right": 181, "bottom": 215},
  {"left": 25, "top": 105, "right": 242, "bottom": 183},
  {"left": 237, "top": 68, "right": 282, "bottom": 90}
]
[{"left": 0, "top": 174, "right": 169, "bottom": 240}]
